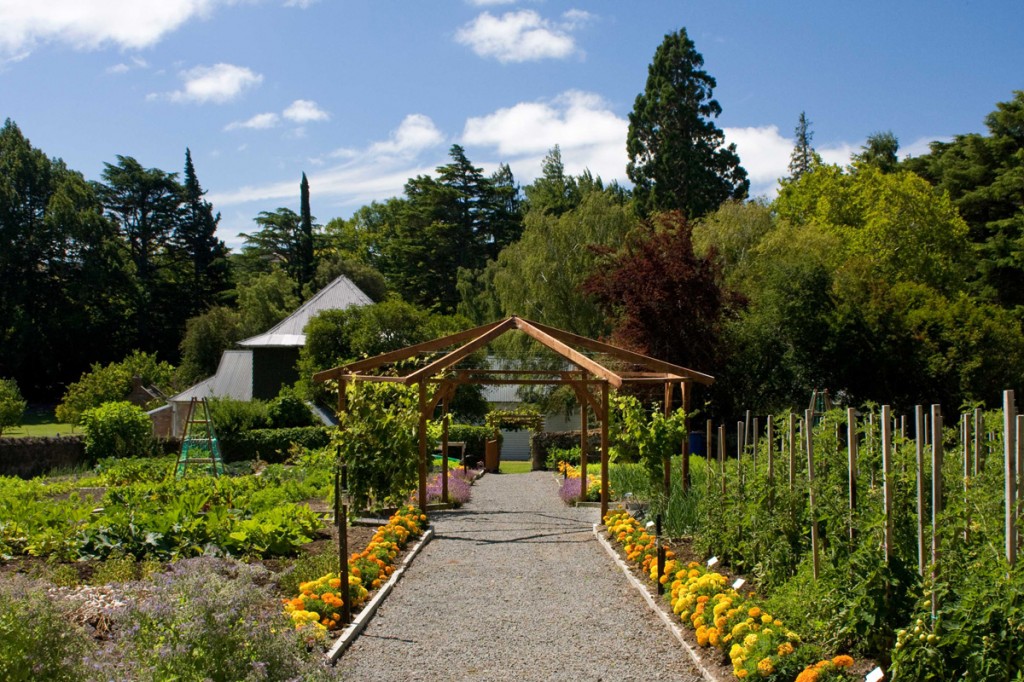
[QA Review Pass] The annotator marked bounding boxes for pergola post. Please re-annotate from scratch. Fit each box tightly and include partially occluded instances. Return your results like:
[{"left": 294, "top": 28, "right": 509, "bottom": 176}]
[
  {"left": 601, "top": 380, "right": 610, "bottom": 520},
  {"left": 417, "top": 381, "right": 428, "bottom": 514},
  {"left": 663, "top": 382, "right": 673, "bottom": 497},
  {"left": 681, "top": 380, "right": 691, "bottom": 493},
  {"left": 441, "top": 407, "right": 450, "bottom": 504},
  {"left": 580, "top": 371, "right": 589, "bottom": 497}
]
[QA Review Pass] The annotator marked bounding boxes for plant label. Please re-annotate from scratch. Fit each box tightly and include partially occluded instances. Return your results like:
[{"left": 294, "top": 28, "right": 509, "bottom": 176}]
[
  {"left": 865, "top": 667, "right": 884, "bottom": 682},
  {"left": 707, "top": 556, "right": 719, "bottom": 568},
  {"left": 732, "top": 578, "right": 745, "bottom": 590}
]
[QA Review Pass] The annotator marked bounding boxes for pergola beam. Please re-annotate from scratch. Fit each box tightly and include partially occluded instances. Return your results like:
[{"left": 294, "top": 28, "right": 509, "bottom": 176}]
[
  {"left": 402, "top": 317, "right": 518, "bottom": 386},
  {"left": 513, "top": 318, "right": 624, "bottom": 389}
]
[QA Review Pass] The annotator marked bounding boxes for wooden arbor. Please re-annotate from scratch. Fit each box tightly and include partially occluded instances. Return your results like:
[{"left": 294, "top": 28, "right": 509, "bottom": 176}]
[{"left": 313, "top": 316, "right": 714, "bottom": 519}]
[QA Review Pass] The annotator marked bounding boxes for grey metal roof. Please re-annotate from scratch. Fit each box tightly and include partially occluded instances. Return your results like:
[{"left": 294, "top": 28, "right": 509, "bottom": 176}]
[
  {"left": 239, "top": 274, "right": 371, "bottom": 348},
  {"left": 169, "top": 351, "right": 253, "bottom": 402}
]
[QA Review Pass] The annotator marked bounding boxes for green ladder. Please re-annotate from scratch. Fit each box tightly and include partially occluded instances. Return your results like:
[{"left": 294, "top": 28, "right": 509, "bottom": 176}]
[{"left": 175, "top": 397, "right": 225, "bottom": 478}]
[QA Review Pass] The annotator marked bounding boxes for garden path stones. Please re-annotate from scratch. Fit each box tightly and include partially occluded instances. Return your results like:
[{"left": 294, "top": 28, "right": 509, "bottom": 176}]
[{"left": 336, "top": 471, "right": 705, "bottom": 681}]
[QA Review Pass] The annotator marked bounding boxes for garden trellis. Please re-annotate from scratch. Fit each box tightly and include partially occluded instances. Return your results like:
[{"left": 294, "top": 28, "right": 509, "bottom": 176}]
[{"left": 313, "top": 316, "right": 714, "bottom": 519}]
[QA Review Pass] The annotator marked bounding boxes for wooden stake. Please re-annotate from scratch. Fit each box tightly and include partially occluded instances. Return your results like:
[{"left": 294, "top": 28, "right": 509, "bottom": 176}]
[
  {"left": 962, "top": 413, "right": 969, "bottom": 543},
  {"left": 681, "top": 381, "right": 691, "bottom": 493},
  {"left": 600, "top": 381, "right": 610, "bottom": 520},
  {"left": 1006, "top": 390, "right": 1017, "bottom": 566},
  {"left": 767, "top": 416, "right": 775, "bottom": 492},
  {"left": 752, "top": 417, "right": 759, "bottom": 472},
  {"left": 882, "top": 405, "right": 893, "bottom": 563},
  {"left": 848, "top": 407, "right": 858, "bottom": 544},
  {"left": 974, "top": 407, "right": 983, "bottom": 474},
  {"left": 788, "top": 412, "right": 796, "bottom": 492},
  {"left": 719, "top": 424, "right": 726, "bottom": 495},
  {"left": 737, "top": 420, "right": 745, "bottom": 491},
  {"left": 417, "top": 382, "right": 428, "bottom": 514},
  {"left": 806, "top": 409, "right": 820, "bottom": 580},
  {"left": 916, "top": 405, "right": 926, "bottom": 576},
  {"left": 441, "top": 411, "right": 450, "bottom": 503},
  {"left": 931, "top": 404, "right": 943, "bottom": 618},
  {"left": 580, "top": 371, "right": 589, "bottom": 501}
]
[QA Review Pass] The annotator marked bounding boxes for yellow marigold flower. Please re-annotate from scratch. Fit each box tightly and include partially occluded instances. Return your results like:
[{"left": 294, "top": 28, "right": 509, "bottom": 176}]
[
  {"left": 708, "top": 627, "right": 720, "bottom": 647},
  {"left": 715, "top": 616, "right": 727, "bottom": 629},
  {"left": 773, "top": 619, "right": 783, "bottom": 627},
  {"left": 794, "top": 669, "right": 818, "bottom": 682},
  {"left": 736, "top": 670, "right": 749, "bottom": 679},
  {"left": 832, "top": 655, "right": 854, "bottom": 668},
  {"left": 744, "top": 633, "right": 759, "bottom": 648},
  {"left": 696, "top": 625, "right": 710, "bottom": 647},
  {"left": 761, "top": 614, "right": 773, "bottom": 625},
  {"left": 777, "top": 642, "right": 794, "bottom": 656},
  {"left": 757, "top": 657, "right": 775, "bottom": 676},
  {"left": 748, "top": 606, "right": 762, "bottom": 619},
  {"left": 730, "top": 643, "right": 745, "bottom": 659}
]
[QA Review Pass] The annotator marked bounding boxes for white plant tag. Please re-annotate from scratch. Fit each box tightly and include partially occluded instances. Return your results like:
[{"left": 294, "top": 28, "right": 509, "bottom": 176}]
[
  {"left": 732, "top": 578, "right": 745, "bottom": 590},
  {"left": 707, "top": 556, "right": 719, "bottom": 568},
  {"left": 865, "top": 667, "right": 884, "bottom": 682}
]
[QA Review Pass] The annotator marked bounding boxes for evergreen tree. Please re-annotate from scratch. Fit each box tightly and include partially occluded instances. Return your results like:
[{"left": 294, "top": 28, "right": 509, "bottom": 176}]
[
  {"left": 176, "top": 149, "right": 230, "bottom": 307},
  {"left": 523, "top": 145, "right": 579, "bottom": 217},
  {"left": 788, "top": 112, "right": 820, "bottom": 180},
  {"left": 626, "top": 28, "right": 749, "bottom": 219},
  {"left": 298, "top": 172, "right": 316, "bottom": 293}
]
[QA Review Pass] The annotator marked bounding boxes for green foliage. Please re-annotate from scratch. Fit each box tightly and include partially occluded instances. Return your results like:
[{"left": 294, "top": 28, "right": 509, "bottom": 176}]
[
  {"left": 56, "top": 350, "right": 174, "bottom": 425},
  {"left": 207, "top": 397, "right": 271, "bottom": 436},
  {"left": 219, "top": 426, "right": 331, "bottom": 463},
  {"left": 627, "top": 27, "right": 748, "bottom": 218},
  {"left": 486, "top": 186, "right": 635, "bottom": 337},
  {"left": 335, "top": 382, "right": 432, "bottom": 511},
  {"left": 446, "top": 423, "right": 497, "bottom": 463},
  {"left": 267, "top": 387, "right": 315, "bottom": 428},
  {"left": 0, "top": 377, "right": 27, "bottom": 435},
  {"left": 80, "top": 401, "right": 154, "bottom": 459},
  {"left": 613, "top": 395, "right": 688, "bottom": 485},
  {"left": 235, "top": 268, "right": 300, "bottom": 338},
  {"left": 175, "top": 305, "right": 242, "bottom": 385},
  {"left": 94, "top": 455, "right": 175, "bottom": 485},
  {"left": 0, "top": 579, "right": 89, "bottom": 681}
]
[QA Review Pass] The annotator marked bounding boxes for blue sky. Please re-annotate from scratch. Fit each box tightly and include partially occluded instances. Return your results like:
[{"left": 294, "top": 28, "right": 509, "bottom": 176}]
[{"left": 2, "top": 1, "right": 1022, "bottom": 249}]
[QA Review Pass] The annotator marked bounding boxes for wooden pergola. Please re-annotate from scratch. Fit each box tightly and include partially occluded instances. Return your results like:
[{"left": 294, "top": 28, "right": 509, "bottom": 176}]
[{"left": 313, "top": 316, "right": 714, "bottom": 519}]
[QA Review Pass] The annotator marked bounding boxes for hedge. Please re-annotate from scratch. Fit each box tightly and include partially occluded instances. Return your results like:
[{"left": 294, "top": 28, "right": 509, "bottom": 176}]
[
  {"left": 530, "top": 431, "right": 601, "bottom": 471},
  {"left": 445, "top": 424, "right": 499, "bottom": 467},
  {"left": 219, "top": 426, "right": 332, "bottom": 463}
]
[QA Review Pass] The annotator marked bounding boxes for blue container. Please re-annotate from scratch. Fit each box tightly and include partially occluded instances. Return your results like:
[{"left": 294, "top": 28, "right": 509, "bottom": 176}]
[{"left": 688, "top": 432, "right": 706, "bottom": 457}]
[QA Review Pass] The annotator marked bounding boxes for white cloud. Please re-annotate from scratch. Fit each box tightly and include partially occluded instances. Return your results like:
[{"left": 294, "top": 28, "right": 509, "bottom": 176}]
[
  {"left": 368, "top": 114, "right": 445, "bottom": 157},
  {"left": 0, "top": 0, "right": 224, "bottom": 57},
  {"left": 722, "top": 125, "right": 793, "bottom": 193},
  {"left": 466, "top": 0, "right": 517, "bottom": 6},
  {"left": 462, "top": 90, "right": 627, "bottom": 181},
  {"left": 106, "top": 55, "right": 148, "bottom": 74},
  {"left": 901, "top": 135, "right": 946, "bottom": 159},
  {"left": 283, "top": 99, "right": 329, "bottom": 123},
  {"left": 162, "top": 63, "right": 262, "bottom": 104},
  {"left": 455, "top": 10, "right": 580, "bottom": 63},
  {"left": 225, "top": 112, "right": 280, "bottom": 131},
  {"left": 283, "top": 0, "right": 318, "bottom": 7}
]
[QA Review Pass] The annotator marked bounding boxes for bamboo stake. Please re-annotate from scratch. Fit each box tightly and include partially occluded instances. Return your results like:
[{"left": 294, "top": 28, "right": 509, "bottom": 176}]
[
  {"left": 882, "top": 405, "right": 893, "bottom": 563},
  {"left": 806, "top": 409, "right": 820, "bottom": 580}
]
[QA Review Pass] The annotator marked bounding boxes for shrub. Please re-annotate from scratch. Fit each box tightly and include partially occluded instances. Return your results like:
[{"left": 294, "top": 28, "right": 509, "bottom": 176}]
[
  {"left": 447, "top": 424, "right": 499, "bottom": 466},
  {"left": 267, "top": 388, "right": 316, "bottom": 428},
  {"left": 0, "top": 378, "right": 27, "bottom": 436},
  {"left": 0, "top": 577, "right": 89, "bottom": 681},
  {"left": 56, "top": 351, "right": 173, "bottom": 425},
  {"left": 207, "top": 397, "right": 270, "bottom": 436},
  {"left": 532, "top": 430, "right": 600, "bottom": 470},
  {"left": 80, "top": 401, "right": 154, "bottom": 459}
]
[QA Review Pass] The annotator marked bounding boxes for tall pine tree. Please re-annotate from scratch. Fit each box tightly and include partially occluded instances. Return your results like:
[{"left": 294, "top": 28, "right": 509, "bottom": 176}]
[
  {"left": 298, "top": 172, "right": 315, "bottom": 294},
  {"left": 176, "top": 149, "right": 229, "bottom": 307},
  {"left": 626, "top": 28, "right": 748, "bottom": 219},
  {"left": 787, "top": 112, "right": 820, "bottom": 180}
]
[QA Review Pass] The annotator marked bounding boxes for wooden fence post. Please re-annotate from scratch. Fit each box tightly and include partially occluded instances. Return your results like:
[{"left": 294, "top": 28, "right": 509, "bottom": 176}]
[
  {"left": 767, "top": 416, "right": 775, "bottom": 509},
  {"left": 848, "top": 407, "right": 858, "bottom": 544},
  {"left": 915, "top": 405, "right": 926, "bottom": 577},
  {"left": 752, "top": 417, "right": 759, "bottom": 472},
  {"left": 806, "top": 409, "right": 820, "bottom": 580},
  {"left": 737, "top": 420, "right": 745, "bottom": 490},
  {"left": 931, "top": 404, "right": 943, "bottom": 619},
  {"left": 1006, "top": 390, "right": 1017, "bottom": 567},
  {"left": 882, "top": 405, "right": 893, "bottom": 564}
]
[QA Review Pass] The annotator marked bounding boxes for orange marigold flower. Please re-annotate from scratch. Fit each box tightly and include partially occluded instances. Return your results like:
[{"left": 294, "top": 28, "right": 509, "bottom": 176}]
[{"left": 832, "top": 655, "right": 854, "bottom": 668}]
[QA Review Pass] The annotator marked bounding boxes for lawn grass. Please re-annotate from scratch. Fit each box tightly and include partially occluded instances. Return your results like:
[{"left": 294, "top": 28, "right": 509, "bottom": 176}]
[
  {"left": 3, "top": 405, "right": 75, "bottom": 438},
  {"left": 498, "top": 460, "right": 532, "bottom": 474}
]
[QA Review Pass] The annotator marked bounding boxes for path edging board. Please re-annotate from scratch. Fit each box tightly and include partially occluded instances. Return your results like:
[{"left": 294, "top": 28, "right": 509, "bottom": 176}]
[
  {"left": 326, "top": 526, "right": 435, "bottom": 663},
  {"left": 592, "top": 523, "right": 720, "bottom": 682}
]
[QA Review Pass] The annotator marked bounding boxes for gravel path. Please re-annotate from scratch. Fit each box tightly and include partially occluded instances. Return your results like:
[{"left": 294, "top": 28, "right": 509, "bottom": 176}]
[{"left": 336, "top": 471, "right": 705, "bottom": 681}]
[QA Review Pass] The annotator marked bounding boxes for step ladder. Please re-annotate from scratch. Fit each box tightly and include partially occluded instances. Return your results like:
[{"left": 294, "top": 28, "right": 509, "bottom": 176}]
[{"left": 175, "top": 397, "right": 225, "bottom": 478}]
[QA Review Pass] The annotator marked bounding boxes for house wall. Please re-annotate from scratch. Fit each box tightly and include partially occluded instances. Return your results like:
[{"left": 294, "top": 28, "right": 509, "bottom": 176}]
[{"left": 252, "top": 347, "right": 300, "bottom": 400}]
